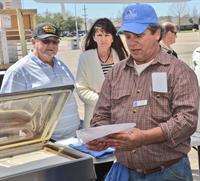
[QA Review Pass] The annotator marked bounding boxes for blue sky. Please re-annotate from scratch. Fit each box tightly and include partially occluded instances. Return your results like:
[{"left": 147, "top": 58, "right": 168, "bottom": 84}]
[{"left": 21, "top": 0, "right": 200, "bottom": 20}]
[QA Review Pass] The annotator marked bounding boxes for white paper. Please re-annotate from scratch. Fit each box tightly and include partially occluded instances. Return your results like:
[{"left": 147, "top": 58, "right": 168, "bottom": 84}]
[
  {"left": 76, "top": 123, "right": 136, "bottom": 144},
  {"left": 152, "top": 72, "right": 168, "bottom": 93}
]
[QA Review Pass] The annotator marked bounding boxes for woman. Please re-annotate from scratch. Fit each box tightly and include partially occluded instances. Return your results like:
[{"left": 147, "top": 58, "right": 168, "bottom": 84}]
[{"left": 76, "top": 18, "right": 128, "bottom": 128}]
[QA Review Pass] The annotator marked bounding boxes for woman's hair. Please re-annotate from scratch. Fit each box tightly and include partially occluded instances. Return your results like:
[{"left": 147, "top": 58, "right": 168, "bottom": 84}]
[{"left": 84, "top": 18, "right": 128, "bottom": 60}]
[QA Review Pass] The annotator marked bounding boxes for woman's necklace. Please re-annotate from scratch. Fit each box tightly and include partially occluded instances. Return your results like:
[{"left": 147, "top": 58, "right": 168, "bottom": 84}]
[{"left": 97, "top": 49, "right": 112, "bottom": 64}]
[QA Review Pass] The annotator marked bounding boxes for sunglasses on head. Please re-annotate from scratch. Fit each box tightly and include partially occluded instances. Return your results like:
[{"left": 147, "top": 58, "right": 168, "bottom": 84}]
[{"left": 38, "top": 38, "right": 60, "bottom": 45}]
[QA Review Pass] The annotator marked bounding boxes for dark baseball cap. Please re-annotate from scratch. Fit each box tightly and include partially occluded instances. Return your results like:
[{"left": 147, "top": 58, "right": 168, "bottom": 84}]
[{"left": 32, "top": 22, "right": 60, "bottom": 39}]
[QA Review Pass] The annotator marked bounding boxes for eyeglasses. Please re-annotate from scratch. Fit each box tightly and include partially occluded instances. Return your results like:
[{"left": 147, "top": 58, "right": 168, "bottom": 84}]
[
  {"left": 170, "top": 31, "right": 177, "bottom": 35},
  {"left": 38, "top": 38, "right": 60, "bottom": 45}
]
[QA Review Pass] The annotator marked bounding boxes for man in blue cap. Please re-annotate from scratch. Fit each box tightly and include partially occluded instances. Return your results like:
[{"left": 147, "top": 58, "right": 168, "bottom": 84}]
[{"left": 87, "top": 3, "right": 199, "bottom": 181}]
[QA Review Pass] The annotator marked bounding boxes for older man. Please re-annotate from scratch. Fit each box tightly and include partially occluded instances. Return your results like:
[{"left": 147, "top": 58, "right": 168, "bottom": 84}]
[
  {"left": 1, "top": 22, "right": 80, "bottom": 140},
  {"left": 87, "top": 4, "right": 199, "bottom": 181},
  {"left": 160, "top": 21, "right": 178, "bottom": 57}
]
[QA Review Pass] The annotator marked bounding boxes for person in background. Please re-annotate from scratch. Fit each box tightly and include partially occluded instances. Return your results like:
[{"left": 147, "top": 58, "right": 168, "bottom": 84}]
[
  {"left": 76, "top": 18, "right": 128, "bottom": 128},
  {"left": 160, "top": 21, "right": 178, "bottom": 57},
  {"left": 192, "top": 47, "right": 200, "bottom": 133},
  {"left": 87, "top": 4, "right": 199, "bottom": 181},
  {"left": 192, "top": 46, "right": 200, "bottom": 85},
  {"left": 1, "top": 22, "right": 80, "bottom": 141},
  {"left": 76, "top": 18, "right": 128, "bottom": 181}
]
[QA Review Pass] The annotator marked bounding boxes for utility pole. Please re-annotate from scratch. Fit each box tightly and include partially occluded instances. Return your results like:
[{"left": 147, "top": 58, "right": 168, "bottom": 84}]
[
  {"left": 74, "top": 4, "right": 79, "bottom": 39},
  {"left": 83, "top": 4, "right": 87, "bottom": 34}
]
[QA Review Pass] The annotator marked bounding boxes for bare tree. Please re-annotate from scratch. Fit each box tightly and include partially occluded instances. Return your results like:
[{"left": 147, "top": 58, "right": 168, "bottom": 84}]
[
  {"left": 169, "top": 2, "right": 189, "bottom": 30},
  {"left": 191, "top": 7, "right": 199, "bottom": 24}
]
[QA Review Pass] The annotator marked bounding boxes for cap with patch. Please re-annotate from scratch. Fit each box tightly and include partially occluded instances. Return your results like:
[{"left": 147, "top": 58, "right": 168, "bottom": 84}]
[{"left": 32, "top": 22, "right": 60, "bottom": 39}]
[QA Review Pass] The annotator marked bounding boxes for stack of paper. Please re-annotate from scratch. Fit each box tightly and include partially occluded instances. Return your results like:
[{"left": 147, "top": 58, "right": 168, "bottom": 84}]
[{"left": 76, "top": 123, "right": 136, "bottom": 144}]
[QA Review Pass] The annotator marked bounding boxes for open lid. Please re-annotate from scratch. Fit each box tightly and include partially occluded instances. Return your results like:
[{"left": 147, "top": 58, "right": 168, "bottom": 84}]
[{"left": 0, "top": 85, "right": 74, "bottom": 151}]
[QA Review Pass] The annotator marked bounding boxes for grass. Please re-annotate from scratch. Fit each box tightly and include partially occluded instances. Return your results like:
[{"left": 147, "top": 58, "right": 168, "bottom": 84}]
[{"left": 179, "top": 30, "right": 197, "bottom": 33}]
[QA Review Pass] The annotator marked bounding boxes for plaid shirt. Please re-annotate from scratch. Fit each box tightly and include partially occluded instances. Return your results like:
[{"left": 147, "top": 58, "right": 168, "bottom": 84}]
[{"left": 91, "top": 50, "right": 199, "bottom": 170}]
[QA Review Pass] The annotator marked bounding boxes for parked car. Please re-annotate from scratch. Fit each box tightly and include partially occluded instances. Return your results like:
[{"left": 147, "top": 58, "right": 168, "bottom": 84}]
[
  {"left": 60, "top": 31, "right": 73, "bottom": 37},
  {"left": 70, "top": 31, "right": 86, "bottom": 37}
]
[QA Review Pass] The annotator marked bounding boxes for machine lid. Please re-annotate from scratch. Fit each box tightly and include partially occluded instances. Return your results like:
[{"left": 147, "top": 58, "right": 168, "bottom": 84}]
[{"left": 0, "top": 85, "right": 74, "bottom": 150}]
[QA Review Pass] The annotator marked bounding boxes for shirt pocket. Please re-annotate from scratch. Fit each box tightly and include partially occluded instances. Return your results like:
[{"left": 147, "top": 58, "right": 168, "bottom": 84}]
[
  {"left": 147, "top": 92, "right": 172, "bottom": 121},
  {"left": 111, "top": 90, "right": 131, "bottom": 103},
  {"left": 111, "top": 90, "right": 132, "bottom": 122}
]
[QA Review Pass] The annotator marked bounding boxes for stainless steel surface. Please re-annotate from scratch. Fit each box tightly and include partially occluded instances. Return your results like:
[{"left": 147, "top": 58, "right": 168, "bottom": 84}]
[
  {"left": 0, "top": 85, "right": 74, "bottom": 156},
  {"left": 0, "top": 85, "right": 96, "bottom": 181}
]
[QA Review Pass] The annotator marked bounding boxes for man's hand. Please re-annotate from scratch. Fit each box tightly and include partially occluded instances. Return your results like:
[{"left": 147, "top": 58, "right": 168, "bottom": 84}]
[
  {"left": 103, "top": 128, "right": 146, "bottom": 151},
  {"left": 103, "top": 127, "right": 165, "bottom": 151},
  {"left": 86, "top": 138, "right": 110, "bottom": 151}
]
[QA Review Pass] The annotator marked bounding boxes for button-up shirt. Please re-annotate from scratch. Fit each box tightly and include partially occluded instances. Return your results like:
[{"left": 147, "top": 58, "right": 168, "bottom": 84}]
[
  {"left": 160, "top": 41, "right": 178, "bottom": 58},
  {"left": 91, "top": 50, "right": 199, "bottom": 170},
  {"left": 1, "top": 52, "right": 80, "bottom": 140}
]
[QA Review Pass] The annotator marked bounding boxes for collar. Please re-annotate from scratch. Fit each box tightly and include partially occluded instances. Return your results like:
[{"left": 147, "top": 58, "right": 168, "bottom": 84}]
[
  {"left": 160, "top": 41, "right": 173, "bottom": 52},
  {"left": 29, "top": 51, "right": 56, "bottom": 67},
  {"left": 123, "top": 49, "right": 171, "bottom": 70}
]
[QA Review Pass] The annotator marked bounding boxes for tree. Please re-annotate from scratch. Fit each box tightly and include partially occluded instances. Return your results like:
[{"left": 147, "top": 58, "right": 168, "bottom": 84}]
[
  {"left": 64, "top": 16, "right": 83, "bottom": 32},
  {"left": 169, "top": 2, "right": 189, "bottom": 30},
  {"left": 37, "top": 11, "right": 83, "bottom": 33},
  {"left": 191, "top": 7, "right": 199, "bottom": 24},
  {"left": 189, "top": 17, "right": 193, "bottom": 24}
]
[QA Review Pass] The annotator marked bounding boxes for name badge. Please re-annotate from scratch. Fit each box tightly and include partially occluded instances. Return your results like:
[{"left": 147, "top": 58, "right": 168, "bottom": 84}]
[
  {"left": 133, "top": 100, "right": 147, "bottom": 107},
  {"left": 152, "top": 72, "right": 168, "bottom": 93}
]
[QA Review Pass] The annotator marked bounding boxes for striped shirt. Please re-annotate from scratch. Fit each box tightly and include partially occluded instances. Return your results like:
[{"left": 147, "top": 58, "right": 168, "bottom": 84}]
[
  {"left": 101, "top": 63, "right": 114, "bottom": 76},
  {"left": 1, "top": 52, "right": 80, "bottom": 140},
  {"left": 91, "top": 50, "right": 199, "bottom": 170}
]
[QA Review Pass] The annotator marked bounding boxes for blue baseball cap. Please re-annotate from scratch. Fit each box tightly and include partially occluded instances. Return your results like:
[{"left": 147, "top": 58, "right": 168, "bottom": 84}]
[{"left": 118, "top": 3, "right": 158, "bottom": 34}]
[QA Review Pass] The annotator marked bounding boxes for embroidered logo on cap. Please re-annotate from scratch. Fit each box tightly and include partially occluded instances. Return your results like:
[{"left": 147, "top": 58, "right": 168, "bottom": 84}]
[
  {"left": 42, "top": 25, "right": 56, "bottom": 34},
  {"left": 124, "top": 9, "right": 137, "bottom": 20}
]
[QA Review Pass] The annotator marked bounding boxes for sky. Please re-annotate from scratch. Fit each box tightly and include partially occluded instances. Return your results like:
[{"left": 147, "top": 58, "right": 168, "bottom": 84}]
[{"left": 21, "top": 0, "right": 200, "bottom": 20}]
